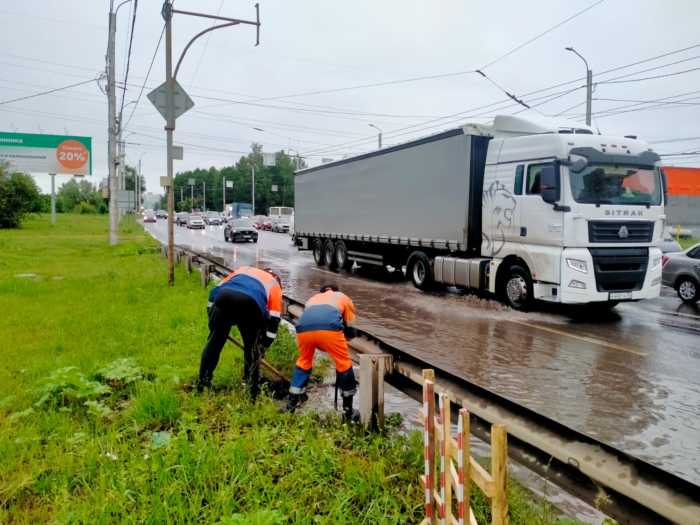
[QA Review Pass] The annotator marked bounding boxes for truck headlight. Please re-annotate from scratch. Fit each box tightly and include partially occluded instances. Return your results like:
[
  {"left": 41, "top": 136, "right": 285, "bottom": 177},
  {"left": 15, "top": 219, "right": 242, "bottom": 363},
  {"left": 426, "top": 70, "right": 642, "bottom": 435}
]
[
  {"left": 569, "top": 280, "right": 586, "bottom": 289},
  {"left": 566, "top": 258, "right": 588, "bottom": 274}
]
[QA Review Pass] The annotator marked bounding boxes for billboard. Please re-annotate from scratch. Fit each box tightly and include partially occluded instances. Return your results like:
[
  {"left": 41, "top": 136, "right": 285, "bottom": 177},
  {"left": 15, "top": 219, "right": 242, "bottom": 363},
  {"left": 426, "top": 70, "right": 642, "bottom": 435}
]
[{"left": 0, "top": 132, "right": 92, "bottom": 175}]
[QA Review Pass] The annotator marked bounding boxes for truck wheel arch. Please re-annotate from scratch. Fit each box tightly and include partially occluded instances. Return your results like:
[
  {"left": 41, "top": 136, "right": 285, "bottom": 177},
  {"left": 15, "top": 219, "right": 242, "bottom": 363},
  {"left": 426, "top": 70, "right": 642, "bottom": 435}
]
[{"left": 496, "top": 256, "right": 534, "bottom": 310}]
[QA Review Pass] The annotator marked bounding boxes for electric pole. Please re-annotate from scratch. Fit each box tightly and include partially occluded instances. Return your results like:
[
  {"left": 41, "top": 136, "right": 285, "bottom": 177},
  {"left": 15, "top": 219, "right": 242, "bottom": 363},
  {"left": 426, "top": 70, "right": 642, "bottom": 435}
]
[
  {"left": 251, "top": 165, "right": 255, "bottom": 214},
  {"left": 107, "top": 4, "right": 119, "bottom": 244},
  {"left": 222, "top": 177, "right": 226, "bottom": 213},
  {"left": 203, "top": 180, "right": 206, "bottom": 212}
]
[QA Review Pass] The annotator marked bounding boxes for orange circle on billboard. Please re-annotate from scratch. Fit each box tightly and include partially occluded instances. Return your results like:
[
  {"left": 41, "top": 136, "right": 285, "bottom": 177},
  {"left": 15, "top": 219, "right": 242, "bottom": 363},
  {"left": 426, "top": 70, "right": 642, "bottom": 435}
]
[{"left": 56, "top": 140, "right": 88, "bottom": 171}]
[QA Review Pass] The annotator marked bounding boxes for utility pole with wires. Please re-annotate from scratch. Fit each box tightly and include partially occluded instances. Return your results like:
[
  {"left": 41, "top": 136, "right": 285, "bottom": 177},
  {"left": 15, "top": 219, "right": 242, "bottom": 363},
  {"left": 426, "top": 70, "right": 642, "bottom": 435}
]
[
  {"left": 106, "top": 3, "right": 119, "bottom": 245},
  {"left": 566, "top": 47, "right": 593, "bottom": 126},
  {"left": 154, "top": 0, "right": 260, "bottom": 285}
]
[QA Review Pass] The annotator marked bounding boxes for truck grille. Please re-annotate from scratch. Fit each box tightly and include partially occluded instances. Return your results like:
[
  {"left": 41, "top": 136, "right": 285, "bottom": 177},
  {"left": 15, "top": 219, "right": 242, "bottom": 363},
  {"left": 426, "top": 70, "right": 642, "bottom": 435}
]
[
  {"left": 589, "top": 248, "right": 649, "bottom": 292},
  {"left": 588, "top": 221, "right": 654, "bottom": 243}
]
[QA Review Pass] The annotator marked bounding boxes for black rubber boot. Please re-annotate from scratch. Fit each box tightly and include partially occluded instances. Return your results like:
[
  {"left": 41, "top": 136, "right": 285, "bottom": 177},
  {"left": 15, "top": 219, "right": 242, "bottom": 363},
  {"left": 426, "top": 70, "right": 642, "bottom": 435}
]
[
  {"left": 196, "top": 377, "right": 212, "bottom": 393},
  {"left": 342, "top": 395, "right": 359, "bottom": 423},
  {"left": 283, "top": 393, "right": 308, "bottom": 413}
]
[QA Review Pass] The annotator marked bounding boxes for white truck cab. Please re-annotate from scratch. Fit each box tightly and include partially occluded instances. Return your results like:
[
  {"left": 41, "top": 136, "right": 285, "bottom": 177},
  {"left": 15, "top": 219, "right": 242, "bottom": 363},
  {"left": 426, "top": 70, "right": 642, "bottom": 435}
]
[{"left": 482, "top": 115, "right": 664, "bottom": 307}]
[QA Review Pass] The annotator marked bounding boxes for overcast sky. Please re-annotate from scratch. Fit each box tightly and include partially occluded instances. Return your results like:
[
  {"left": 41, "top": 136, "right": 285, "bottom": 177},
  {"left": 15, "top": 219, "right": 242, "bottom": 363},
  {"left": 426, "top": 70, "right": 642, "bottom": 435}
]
[{"left": 2, "top": 0, "right": 700, "bottom": 195}]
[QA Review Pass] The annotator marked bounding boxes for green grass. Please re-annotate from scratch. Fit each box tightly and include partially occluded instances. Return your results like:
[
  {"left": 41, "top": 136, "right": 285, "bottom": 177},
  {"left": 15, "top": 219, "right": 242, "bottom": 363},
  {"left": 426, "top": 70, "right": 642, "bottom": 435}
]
[
  {"left": 0, "top": 214, "right": 583, "bottom": 524},
  {"left": 678, "top": 236, "right": 699, "bottom": 250}
]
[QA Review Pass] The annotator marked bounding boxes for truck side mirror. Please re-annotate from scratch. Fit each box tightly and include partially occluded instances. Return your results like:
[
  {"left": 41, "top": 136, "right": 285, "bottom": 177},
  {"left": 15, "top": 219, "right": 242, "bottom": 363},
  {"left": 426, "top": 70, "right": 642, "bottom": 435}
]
[{"left": 540, "top": 165, "right": 560, "bottom": 204}]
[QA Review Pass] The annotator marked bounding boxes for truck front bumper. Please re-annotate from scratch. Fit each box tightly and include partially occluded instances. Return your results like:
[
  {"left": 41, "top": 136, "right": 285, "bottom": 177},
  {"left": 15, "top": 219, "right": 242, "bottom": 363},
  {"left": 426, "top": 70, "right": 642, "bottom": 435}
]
[{"left": 554, "top": 247, "right": 662, "bottom": 304}]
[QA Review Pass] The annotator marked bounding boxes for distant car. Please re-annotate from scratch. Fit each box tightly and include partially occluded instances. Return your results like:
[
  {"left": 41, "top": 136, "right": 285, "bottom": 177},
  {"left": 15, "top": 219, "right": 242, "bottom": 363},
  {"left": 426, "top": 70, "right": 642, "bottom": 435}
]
[
  {"left": 252, "top": 215, "right": 267, "bottom": 230},
  {"left": 261, "top": 219, "right": 273, "bottom": 231},
  {"left": 660, "top": 231, "right": 683, "bottom": 254},
  {"left": 662, "top": 243, "right": 700, "bottom": 303},
  {"left": 272, "top": 218, "right": 290, "bottom": 233},
  {"left": 224, "top": 218, "right": 258, "bottom": 243},
  {"left": 205, "top": 211, "right": 222, "bottom": 225},
  {"left": 143, "top": 210, "right": 156, "bottom": 223},
  {"left": 187, "top": 214, "right": 205, "bottom": 229},
  {"left": 175, "top": 212, "right": 189, "bottom": 226},
  {"left": 156, "top": 209, "right": 167, "bottom": 219}
]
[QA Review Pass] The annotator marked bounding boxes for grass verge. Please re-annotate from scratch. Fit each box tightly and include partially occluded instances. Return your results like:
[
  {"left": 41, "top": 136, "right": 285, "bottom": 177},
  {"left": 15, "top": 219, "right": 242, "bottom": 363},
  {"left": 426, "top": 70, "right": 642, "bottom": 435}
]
[{"left": 0, "top": 214, "right": 584, "bottom": 524}]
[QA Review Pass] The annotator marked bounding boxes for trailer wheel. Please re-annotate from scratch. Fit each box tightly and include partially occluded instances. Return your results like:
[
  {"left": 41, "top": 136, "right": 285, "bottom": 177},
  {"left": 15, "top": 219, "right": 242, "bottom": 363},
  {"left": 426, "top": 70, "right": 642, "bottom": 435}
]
[
  {"left": 408, "top": 252, "right": 433, "bottom": 290},
  {"left": 324, "top": 241, "right": 337, "bottom": 270},
  {"left": 500, "top": 264, "right": 533, "bottom": 311},
  {"left": 334, "top": 240, "right": 353, "bottom": 271},
  {"left": 312, "top": 239, "right": 326, "bottom": 266}
]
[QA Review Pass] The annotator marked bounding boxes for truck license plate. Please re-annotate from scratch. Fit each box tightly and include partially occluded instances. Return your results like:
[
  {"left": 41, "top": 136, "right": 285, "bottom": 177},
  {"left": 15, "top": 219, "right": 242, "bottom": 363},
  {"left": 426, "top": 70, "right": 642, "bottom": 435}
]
[{"left": 610, "top": 292, "right": 632, "bottom": 300}]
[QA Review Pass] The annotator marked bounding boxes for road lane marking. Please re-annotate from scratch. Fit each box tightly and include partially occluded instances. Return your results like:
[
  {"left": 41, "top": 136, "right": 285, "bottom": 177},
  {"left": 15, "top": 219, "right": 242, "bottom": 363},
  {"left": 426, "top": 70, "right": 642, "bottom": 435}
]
[{"left": 508, "top": 319, "right": 648, "bottom": 356}]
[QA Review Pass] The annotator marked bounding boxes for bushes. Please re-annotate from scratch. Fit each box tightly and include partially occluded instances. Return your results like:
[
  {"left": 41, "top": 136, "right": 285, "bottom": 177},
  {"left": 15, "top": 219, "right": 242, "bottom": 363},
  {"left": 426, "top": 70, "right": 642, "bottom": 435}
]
[{"left": 0, "top": 163, "right": 41, "bottom": 228}]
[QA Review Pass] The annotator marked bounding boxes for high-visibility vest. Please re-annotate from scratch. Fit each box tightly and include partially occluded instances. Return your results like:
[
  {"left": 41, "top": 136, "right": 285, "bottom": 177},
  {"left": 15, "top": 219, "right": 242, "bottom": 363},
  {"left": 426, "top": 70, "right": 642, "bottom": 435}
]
[{"left": 296, "top": 290, "right": 355, "bottom": 333}]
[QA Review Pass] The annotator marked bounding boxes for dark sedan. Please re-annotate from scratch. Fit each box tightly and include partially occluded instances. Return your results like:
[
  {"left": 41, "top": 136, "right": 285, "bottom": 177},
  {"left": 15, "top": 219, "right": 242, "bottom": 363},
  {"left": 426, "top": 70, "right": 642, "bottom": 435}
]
[{"left": 224, "top": 218, "right": 258, "bottom": 243}]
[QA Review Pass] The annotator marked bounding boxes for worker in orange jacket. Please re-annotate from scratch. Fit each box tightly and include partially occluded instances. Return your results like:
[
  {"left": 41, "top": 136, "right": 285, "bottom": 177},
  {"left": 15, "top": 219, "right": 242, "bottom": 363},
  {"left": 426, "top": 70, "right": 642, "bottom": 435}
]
[
  {"left": 286, "top": 284, "right": 358, "bottom": 419},
  {"left": 198, "top": 266, "right": 282, "bottom": 399}
]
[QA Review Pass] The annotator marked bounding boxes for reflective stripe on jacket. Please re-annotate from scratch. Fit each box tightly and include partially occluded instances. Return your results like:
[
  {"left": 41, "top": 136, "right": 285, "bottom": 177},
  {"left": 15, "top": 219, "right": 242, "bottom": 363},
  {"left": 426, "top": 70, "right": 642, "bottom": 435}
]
[
  {"left": 296, "top": 290, "right": 355, "bottom": 334},
  {"left": 209, "top": 266, "right": 282, "bottom": 340}
]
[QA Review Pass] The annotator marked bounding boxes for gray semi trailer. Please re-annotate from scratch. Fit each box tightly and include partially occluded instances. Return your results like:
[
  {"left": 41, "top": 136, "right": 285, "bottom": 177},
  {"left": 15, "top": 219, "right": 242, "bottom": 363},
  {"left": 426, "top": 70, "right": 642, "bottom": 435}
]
[{"left": 294, "top": 116, "right": 665, "bottom": 309}]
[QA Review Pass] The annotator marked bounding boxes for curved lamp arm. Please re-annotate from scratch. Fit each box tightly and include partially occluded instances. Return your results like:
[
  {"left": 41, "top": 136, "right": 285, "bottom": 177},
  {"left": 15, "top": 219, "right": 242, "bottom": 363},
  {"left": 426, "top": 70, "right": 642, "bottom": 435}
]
[{"left": 174, "top": 21, "right": 239, "bottom": 80}]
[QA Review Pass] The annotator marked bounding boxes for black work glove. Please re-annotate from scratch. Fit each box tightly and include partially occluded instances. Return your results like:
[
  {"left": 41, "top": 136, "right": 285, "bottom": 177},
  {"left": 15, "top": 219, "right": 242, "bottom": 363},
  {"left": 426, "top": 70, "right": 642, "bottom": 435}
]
[{"left": 343, "top": 325, "right": 357, "bottom": 340}]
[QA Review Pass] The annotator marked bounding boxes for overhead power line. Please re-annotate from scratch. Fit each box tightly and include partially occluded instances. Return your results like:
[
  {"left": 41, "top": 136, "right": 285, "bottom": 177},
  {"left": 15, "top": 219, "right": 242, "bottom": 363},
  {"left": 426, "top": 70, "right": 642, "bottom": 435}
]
[
  {"left": 0, "top": 78, "right": 98, "bottom": 106},
  {"left": 123, "top": 24, "right": 164, "bottom": 131},
  {"left": 478, "top": 0, "right": 606, "bottom": 70},
  {"left": 118, "top": 0, "right": 138, "bottom": 123},
  {"left": 599, "top": 66, "right": 700, "bottom": 85}
]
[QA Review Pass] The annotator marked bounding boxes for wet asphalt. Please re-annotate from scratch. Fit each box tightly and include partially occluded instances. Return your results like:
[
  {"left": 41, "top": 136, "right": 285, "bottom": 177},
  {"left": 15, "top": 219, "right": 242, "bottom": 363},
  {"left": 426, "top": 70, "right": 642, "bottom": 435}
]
[{"left": 145, "top": 221, "right": 700, "bottom": 486}]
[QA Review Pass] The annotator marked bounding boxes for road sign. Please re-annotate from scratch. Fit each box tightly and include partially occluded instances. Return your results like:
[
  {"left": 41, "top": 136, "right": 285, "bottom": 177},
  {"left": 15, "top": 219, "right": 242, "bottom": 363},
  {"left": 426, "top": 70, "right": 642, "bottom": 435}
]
[
  {"left": 171, "top": 145, "right": 183, "bottom": 160},
  {"left": 117, "top": 190, "right": 135, "bottom": 210},
  {"left": 271, "top": 184, "right": 278, "bottom": 192},
  {"left": 147, "top": 79, "right": 194, "bottom": 121},
  {"left": 226, "top": 180, "right": 233, "bottom": 188},
  {"left": 160, "top": 176, "right": 170, "bottom": 188},
  {"left": 0, "top": 132, "right": 92, "bottom": 175},
  {"left": 188, "top": 178, "right": 195, "bottom": 185},
  {"left": 262, "top": 152, "right": 276, "bottom": 167}
]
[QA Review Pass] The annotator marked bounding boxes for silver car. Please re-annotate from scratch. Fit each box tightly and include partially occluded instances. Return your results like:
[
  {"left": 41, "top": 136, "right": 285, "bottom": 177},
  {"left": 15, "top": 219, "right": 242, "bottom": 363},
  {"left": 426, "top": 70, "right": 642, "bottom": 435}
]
[{"left": 662, "top": 243, "right": 700, "bottom": 303}]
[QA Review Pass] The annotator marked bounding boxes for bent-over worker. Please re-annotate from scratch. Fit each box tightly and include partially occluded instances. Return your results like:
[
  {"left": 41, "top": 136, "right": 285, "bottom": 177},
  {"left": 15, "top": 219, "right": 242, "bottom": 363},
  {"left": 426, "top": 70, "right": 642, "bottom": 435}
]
[
  {"left": 197, "top": 266, "right": 282, "bottom": 398},
  {"left": 286, "top": 284, "right": 358, "bottom": 419}
]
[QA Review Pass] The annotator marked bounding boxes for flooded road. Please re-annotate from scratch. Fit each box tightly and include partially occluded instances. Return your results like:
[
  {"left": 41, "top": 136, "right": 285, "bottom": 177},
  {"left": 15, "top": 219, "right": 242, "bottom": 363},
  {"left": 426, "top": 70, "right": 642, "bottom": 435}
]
[{"left": 146, "top": 221, "right": 700, "bottom": 486}]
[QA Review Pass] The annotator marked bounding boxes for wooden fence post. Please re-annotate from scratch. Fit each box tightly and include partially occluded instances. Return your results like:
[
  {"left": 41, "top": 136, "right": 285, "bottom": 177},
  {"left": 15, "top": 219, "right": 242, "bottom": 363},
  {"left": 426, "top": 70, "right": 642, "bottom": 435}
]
[
  {"left": 491, "top": 425, "right": 508, "bottom": 525},
  {"left": 457, "top": 408, "right": 470, "bottom": 525},
  {"left": 201, "top": 264, "right": 210, "bottom": 287},
  {"left": 186, "top": 254, "right": 193, "bottom": 273},
  {"left": 359, "top": 355, "right": 377, "bottom": 428},
  {"left": 421, "top": 374, "right": 436, "bottom": 525}
]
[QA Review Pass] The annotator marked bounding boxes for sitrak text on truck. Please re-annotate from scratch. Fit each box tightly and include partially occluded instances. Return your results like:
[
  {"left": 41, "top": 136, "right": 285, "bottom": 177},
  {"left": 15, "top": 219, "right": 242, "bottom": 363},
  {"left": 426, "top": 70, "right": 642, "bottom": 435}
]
[{"left": 293, "top": 115, "right": 665, "bottom": 310}]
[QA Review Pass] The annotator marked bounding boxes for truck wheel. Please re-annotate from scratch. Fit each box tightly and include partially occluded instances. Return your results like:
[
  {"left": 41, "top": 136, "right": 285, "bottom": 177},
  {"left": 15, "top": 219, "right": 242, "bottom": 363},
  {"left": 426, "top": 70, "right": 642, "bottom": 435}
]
[
  {"left": 409, "top": 252, "right": 433, "bottom": 290},
  {"left": 676, "top": 276, "right": 699, "bottom": 303},
  {"left": 324, "top": 241, "right": 337, "bottom": 269},
  {"left": 334, "top": 241, "right": 352, "bottom": 271},
  {"left": 312, "top": 239, "right": 326, "bottom": 266},
  {"left": 500, "top": 264, "right": 533, "bottom": 311}
]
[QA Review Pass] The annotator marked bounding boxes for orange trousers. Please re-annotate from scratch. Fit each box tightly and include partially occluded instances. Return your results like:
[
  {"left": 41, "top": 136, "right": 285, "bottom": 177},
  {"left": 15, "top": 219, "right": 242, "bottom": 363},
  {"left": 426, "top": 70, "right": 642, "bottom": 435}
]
[{"left": 295, "top": 330, "right": 352, "bottom": 372}]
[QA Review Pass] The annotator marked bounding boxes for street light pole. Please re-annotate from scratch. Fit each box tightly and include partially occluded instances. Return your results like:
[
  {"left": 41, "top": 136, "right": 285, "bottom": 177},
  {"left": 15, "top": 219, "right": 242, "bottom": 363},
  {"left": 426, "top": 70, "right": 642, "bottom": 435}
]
[
  {"left": 565, "top": 46, "right": 592, "bottom": 126},
  {"left": 164, "top": 2, "right": 175, "bottom": 286},
  {"left": 251, "top": 164, "right": 255, "bottom": 215},
  {"left": 368, "top": 123, "right": 383, "bottom": 149},
  {"left": 160, "top": 0, "right": 259, "bottom": 285},
  {"left": 203, "top": 180, "right": 206, "bottom": 212}
]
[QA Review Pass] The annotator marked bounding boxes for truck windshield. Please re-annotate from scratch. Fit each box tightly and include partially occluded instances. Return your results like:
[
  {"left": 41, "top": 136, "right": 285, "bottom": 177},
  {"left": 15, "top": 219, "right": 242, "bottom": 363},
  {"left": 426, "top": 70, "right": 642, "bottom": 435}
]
[{"left": 569, "top": 164, "right": 661, "bottom": 205}]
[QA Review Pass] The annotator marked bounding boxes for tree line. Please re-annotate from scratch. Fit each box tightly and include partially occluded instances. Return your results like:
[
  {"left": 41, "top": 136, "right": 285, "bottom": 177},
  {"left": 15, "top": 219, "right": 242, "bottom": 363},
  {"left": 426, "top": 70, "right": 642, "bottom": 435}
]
[
  {"left": 158, "top": 144, "right": 303, "bottom": 215},
  {"left": 0, "top": 161, "right": 145, "bottom": 228}
]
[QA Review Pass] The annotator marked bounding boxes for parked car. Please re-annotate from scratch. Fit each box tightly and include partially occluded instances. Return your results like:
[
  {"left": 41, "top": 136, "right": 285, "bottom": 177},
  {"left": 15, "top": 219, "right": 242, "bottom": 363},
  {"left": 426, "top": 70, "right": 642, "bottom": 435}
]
[
  {"left": 143, "top": 210, "right": 156, "bottom": 223},
  {"left": 175, "top": 212, "right": 189, "bottom": 226},
  {"left": 205, "top": 211, "right": 222, "bottom": 225},
  {"left": 660, "top": 231, "right": 683, "bottom": 254},
  {"left": 224, "top": 218, "right": 258, "bottom": 243},
  {"left": 187, "top": 214, "right": 205, "bottom": 229},
  {"left": 156, "top": 209, "right": 167, "bottom": 219},
  {"left": 662, "top": 243, "right": 700, "bottom": 303}
]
